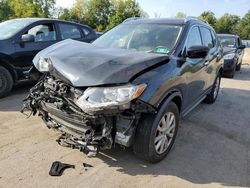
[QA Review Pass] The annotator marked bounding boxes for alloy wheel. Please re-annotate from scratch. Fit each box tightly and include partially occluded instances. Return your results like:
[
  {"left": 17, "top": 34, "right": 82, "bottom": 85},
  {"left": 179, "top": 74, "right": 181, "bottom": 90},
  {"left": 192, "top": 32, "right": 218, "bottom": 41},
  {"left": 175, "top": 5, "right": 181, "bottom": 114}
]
[
  {"left": 213, "top": 76, "right": 220, "bottom": 99},
  {"left": 154, "top": 112, "right": 176, "bottom": 154}
]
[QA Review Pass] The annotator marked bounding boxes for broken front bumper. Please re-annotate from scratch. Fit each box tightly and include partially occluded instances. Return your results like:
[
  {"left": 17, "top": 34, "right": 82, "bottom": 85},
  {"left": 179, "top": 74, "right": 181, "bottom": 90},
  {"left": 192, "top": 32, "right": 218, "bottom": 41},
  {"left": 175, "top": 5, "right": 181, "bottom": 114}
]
[{"left": 22, "top": 75, "right": 155, "bottom": 155}]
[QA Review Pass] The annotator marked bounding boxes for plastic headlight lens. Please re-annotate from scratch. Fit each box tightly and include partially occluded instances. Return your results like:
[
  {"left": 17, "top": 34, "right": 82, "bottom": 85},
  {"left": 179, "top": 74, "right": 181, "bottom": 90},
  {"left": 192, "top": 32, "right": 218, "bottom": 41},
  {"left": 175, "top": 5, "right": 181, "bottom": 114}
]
[
  {"left": 224, "top": 53, "right": 235, "bottom": 60},
  {"left": 37, "top": 58, "right": 51, "bottom": 72},
  {"left": 75, "top": 84, "right": 147, "bottom": 111}
]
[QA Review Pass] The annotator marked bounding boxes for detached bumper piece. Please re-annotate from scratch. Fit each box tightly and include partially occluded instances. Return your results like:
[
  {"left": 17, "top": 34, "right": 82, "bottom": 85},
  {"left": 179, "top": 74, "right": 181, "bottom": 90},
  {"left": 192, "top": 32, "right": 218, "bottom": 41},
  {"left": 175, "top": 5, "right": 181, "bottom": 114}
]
[
  {"left": 22, "top": 75, "right": 155, "bottom": 156},
  {"left": 49, "top": 161, "right": 75, "bottom": 176}
]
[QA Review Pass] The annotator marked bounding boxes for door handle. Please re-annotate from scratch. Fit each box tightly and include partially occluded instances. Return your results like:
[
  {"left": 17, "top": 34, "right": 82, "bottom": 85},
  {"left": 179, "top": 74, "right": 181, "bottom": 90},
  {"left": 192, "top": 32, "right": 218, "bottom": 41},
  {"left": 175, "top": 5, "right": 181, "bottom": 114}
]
[{"left": 204, "top": 61, "right": 210, "bottom": 66}]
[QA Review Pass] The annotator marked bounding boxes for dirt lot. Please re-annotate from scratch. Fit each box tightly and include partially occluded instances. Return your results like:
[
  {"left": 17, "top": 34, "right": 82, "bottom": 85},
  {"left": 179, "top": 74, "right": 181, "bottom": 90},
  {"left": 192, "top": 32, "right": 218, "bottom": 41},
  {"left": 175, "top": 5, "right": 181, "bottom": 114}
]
[{"left": 0, "top": 49, "right": 250, "bottom": 188}]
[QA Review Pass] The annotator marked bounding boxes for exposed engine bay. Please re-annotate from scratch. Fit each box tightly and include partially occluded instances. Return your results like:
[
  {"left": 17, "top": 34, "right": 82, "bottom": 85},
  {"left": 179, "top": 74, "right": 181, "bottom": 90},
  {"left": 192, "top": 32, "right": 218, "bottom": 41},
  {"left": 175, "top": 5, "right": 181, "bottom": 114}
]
[{"left": 22, "top": 74, "right": 156, "bottom": 156}]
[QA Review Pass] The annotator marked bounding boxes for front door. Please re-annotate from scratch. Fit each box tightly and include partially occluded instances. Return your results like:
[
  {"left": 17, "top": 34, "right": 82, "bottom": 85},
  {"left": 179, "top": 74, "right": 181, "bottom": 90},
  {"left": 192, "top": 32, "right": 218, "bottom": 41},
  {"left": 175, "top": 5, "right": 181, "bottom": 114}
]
[
  {"left": 13, "top": 23, "right": 58, "bottom": 68},
  {"left": 182, "top": 26, "right": 208, "bottom": 107}
]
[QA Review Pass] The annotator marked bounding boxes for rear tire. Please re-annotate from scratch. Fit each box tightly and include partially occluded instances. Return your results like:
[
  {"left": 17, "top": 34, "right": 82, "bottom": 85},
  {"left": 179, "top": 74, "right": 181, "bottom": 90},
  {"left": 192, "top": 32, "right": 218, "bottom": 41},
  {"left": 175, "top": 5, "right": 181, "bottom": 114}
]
[
  {"left": 0, "top": 66, "right": 13, "bottom": 98},
  {"left": 204, "top": 73, "right": 221, "bottom": 104},
  {"left": 133, "top": 102, "right": 179, "bottom": 163}
]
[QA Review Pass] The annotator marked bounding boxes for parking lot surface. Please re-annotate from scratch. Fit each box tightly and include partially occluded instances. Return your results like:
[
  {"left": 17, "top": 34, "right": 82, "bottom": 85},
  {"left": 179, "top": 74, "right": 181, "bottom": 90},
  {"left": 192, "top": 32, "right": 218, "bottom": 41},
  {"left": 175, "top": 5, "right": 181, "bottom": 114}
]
[{"left": 0, "top": 49, "right": 250, "bottom": 188}]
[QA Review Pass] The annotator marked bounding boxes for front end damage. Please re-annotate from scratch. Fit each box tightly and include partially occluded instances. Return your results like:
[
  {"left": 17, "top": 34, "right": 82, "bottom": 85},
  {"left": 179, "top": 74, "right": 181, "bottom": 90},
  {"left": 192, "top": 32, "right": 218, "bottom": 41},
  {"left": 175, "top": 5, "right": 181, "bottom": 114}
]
[{"left": 22, "top": 75, "right": 156, "bottom": 156}]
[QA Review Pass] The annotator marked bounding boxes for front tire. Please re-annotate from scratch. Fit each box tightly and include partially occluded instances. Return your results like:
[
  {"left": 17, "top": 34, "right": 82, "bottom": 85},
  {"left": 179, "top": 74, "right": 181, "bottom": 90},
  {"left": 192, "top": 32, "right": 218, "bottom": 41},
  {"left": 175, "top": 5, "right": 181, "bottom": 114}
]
[
  {"left": 204, "top": 73, "right": 221, "bottom": 104},
  {"left": 236, "top": 62, "right": 241, "bottom": 71},
  {"left": 133, "top": 102, "right": 179, "bottom": 163},
  {"left": 228, "top": 64, "right": 236, "bottom": 78},
  {"left": 0, "top": 66, "right": 13, "bottom": 98}
]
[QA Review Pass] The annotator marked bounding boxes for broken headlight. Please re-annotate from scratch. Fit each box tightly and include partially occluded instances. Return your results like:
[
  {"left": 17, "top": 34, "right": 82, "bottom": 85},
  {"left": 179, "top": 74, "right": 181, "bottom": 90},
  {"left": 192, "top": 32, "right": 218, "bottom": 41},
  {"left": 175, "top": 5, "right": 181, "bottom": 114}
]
[
  {"left": 75, "top": 84, "right": 147, "bottom": 111},
  {"left": 36, "top": 58, "right": 51, "bottom": 72}
]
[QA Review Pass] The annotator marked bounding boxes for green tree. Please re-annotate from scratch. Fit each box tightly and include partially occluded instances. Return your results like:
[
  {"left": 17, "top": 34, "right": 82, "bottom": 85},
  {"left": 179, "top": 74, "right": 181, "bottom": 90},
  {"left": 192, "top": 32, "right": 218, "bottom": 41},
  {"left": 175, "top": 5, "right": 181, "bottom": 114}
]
[
  {"left": 6, "top": 0, "right": 55, "bottom": 18},
  {"left": 57, "top": 7, "right": 71, "bottom": 21},
  {"left": 106, "top": 0, "right": 144, "bottom": 31},
  {"left": 199, "top": 11, "right": 217, "bottom": 28},
  {"left": 35, "top": 0, "right": 56, "bottom": 18},
  {"left": 237, "top": 11, "right": 250, "bottom": 39},
  {"left": 215, "top": 13, "right": 240, "bottom": 34},
  {"left": 56, "top": 0, "right": 146, "bottom": 31},
  {"left": 175, "top": 12, "right": 186, "bottom": 19},
  {"left": 85, "top": 0, "right": 113, "bottom": 31},
  {"left": 8, "top": 0, "right": 39, "bottom": 18},
  {"left": 0, "top": 0, "right": 13, "bottom": 21},
  {"left": 69, "top": 0, "right": 88, "bottom": 23}
]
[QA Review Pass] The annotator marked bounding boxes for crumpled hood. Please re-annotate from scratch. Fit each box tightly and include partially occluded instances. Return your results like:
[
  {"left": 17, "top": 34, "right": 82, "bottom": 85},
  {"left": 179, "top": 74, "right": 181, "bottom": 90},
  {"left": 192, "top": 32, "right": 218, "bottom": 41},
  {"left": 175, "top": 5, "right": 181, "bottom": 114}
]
[{"left": 33, "top": 39, "right": 169, "bottom": 87}]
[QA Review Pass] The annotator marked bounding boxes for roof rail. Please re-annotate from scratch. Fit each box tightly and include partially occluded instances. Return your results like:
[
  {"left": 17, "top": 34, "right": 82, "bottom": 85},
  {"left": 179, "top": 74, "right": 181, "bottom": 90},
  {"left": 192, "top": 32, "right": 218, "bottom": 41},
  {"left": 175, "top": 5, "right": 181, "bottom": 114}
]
[
  {"left": 185, "top": 16, "right": 208, "bottom": 24},
  {"left": 123, "top": 17, "right": 142, "bottom": 23}
]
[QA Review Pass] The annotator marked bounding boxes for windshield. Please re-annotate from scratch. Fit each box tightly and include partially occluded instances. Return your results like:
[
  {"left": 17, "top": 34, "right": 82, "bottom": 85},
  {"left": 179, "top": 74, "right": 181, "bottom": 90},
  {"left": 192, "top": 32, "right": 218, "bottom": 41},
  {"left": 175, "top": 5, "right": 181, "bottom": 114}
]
[
  {"left": 0, "top": 19, "right": 33, "bottom": 40},
  {"left": 218, "top": 36, "right": 236, "bottom": 48},
  {"left": 93, "top": 23, "right": 182, "bottom": 54}
]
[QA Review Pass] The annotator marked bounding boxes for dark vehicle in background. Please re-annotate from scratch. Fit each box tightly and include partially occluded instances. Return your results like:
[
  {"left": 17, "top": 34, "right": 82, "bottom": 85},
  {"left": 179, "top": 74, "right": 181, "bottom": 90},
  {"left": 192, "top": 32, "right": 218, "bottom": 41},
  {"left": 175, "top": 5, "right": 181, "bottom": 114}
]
[
  {"left": 218, "top": 34, "right": 245, "bottom": 78},
  {"left": 242, "top": 40, "right": 250, "bottom": 48},
  {"left": 23, "top": 18, "right": 223, "bottom": 163},
  {"left": 0, "top": 18, "right": 98, "bottom": 98}
]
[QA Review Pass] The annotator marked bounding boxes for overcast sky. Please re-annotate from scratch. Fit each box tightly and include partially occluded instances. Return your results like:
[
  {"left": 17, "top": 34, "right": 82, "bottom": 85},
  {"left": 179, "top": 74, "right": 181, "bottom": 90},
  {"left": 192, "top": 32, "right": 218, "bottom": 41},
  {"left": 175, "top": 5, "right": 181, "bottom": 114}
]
[{"left": 56, "top": 0, "right": 250, "bottom": 18}]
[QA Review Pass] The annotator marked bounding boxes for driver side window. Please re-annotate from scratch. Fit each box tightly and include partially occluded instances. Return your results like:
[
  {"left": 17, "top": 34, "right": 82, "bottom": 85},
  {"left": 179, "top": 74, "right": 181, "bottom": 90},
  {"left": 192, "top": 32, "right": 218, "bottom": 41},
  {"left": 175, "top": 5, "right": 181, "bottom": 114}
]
[
  {"left": 185, "top": 26, "right": 202, "bottom": 50},
  {"left": 26, "top": 23, "right": 56, "bottom": 42}
]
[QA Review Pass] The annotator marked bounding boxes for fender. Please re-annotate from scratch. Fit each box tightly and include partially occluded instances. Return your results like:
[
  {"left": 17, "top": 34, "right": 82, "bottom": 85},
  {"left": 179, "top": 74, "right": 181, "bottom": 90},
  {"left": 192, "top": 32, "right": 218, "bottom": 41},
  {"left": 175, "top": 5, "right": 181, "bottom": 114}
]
[
  {"left": 156, "top": 88, "right": 183, "bottom": 111},
  {"left": 0, "top": 53, "right": 18, "bottom": 82}
]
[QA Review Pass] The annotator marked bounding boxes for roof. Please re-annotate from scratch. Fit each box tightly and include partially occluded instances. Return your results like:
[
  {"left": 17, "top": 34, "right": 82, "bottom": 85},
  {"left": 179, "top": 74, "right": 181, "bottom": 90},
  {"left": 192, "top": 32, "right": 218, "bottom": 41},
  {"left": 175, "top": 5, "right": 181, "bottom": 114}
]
[
  {"left": 123, "top": 18, "right": 186, "bottom": 25},
  {"left": 217, "top": 34, "right": 238, "bottom": 37},
  {"left": 11, "top": 18, "right": 55, "bottom": 22},
  {"left": 10, "top": 18, "right": 90, "bottom": 27},
  {"left": 123, "top": 17, "right": 210, "bottom": 27}
]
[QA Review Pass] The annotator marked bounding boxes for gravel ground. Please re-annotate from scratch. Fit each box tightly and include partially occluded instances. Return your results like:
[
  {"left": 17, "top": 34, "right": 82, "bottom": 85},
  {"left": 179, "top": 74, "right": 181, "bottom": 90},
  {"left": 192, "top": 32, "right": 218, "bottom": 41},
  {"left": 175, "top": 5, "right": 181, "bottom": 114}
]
[{"left": 0, "top": 49, "right": 250, "bottom": 188}]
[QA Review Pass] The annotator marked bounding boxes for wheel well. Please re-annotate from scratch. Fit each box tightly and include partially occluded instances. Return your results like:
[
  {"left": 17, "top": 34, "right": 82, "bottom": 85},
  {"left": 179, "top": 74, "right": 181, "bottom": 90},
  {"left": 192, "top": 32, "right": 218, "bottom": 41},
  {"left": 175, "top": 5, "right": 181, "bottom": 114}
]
[
  {"left": 158, "top": 91, "right": 182, "bottom": 113},
  {"left": 171, "top": 96, "right": 182, "bottom": 113},
  {"left": 0, "top": 60, "right": 17, "bottom": 82}
]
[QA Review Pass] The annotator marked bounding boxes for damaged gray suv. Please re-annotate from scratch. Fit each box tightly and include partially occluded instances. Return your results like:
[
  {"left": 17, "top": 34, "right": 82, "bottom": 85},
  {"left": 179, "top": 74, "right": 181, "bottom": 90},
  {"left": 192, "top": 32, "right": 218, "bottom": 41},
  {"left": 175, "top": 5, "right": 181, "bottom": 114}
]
[{"left": 22, "top": 18, "right": 223, "bottom": 163}]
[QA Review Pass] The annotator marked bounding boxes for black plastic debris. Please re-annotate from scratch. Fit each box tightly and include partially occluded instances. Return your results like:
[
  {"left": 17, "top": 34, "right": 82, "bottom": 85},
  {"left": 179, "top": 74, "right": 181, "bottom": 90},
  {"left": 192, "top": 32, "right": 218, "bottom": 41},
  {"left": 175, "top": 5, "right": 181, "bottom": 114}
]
[
  {"left": 49, "top": 161, "right": 75, "bottom": 176},
  {"left": 83, "top": 163, "right": 93, "bottom": 171}
]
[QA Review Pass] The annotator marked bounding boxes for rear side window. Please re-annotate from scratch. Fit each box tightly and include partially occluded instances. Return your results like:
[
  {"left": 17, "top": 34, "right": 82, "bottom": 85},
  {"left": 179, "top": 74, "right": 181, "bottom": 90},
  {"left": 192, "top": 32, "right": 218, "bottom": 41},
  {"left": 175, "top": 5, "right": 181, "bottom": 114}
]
[
  {"left": 200, "top": 27, "right": 214, "bottom": 48},
  {"left": 82, "top": 27, "right": 91, "bottom": 36},
  {"left": 185, "top": 26, "right": 202, "bottom": 50},
  {"left": 59, "top": 23, "right": 81, "bottom": 40}
]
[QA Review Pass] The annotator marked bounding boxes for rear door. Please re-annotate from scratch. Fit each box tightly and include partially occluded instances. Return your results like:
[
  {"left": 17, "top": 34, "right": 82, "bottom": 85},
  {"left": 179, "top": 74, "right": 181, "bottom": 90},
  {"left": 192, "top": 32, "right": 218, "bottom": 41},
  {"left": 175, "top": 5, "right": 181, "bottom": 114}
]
[
  {"left": 199, "top": 27, "right": 220, "bottom": 88},
  {"left": 57, "top": 23, "right": 83, "bottom": 41},
  {"left": 14, "top": 22, "right": 58, "bottom": 67},
  {"left": 184, "top": 26, "right": 208, "bottom": 104}
]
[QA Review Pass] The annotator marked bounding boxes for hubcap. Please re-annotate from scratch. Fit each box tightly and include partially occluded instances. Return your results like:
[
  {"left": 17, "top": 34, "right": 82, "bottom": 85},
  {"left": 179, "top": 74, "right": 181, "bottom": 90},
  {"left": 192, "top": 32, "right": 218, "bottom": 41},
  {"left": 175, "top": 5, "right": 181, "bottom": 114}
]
[
  {"left": 154, "top": 112, "right": 176, "bottom": 154},
  {"left": 213, "top": 77, "right": 220, "bottom": 98}
]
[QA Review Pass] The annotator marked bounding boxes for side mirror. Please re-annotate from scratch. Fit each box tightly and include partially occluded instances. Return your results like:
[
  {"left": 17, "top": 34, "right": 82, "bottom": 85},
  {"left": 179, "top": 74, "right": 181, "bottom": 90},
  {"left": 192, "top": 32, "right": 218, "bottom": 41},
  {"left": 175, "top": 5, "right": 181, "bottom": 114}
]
[
  {"left": 187, "top": 45, "right": 210, "bottom": 58},
  {"left": 21, "top": 34, "right": 35, "bottom": 43},
  {"left": 238, "top": 44, "right": 246, "bottom": 49}
]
